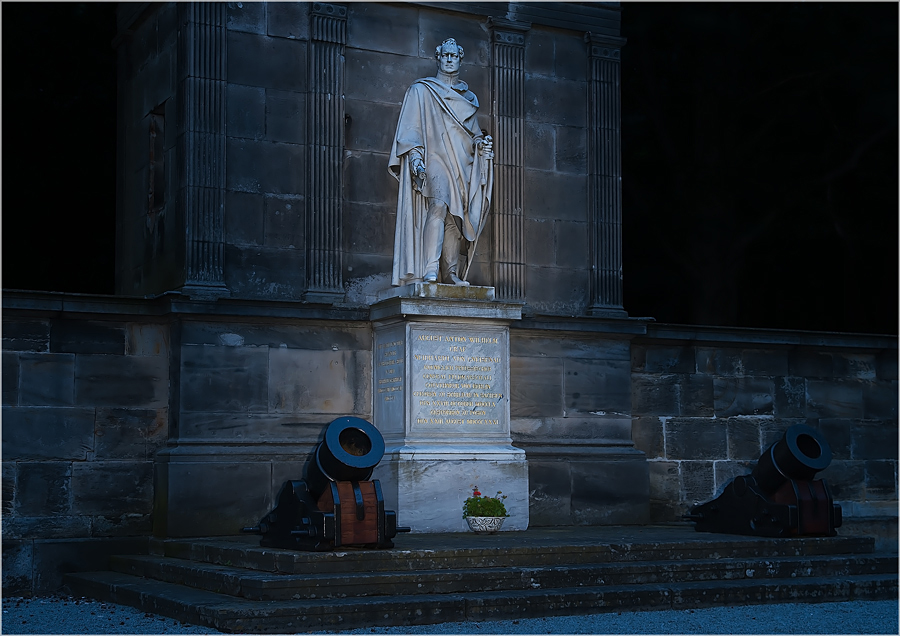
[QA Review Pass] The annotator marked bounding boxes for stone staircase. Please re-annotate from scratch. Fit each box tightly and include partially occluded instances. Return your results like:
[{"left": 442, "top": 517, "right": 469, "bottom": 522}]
[{"left": 64, "top": 526, "right": 898, "bottom": 633}]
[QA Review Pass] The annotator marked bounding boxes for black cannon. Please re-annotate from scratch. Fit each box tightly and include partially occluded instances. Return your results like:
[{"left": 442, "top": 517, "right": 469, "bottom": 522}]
[
  {"left": 243, "top": 417, "right": 409, "bottom": 550},
  {"left": 687, "top": 424, "right": 842, "bottom": 537}
]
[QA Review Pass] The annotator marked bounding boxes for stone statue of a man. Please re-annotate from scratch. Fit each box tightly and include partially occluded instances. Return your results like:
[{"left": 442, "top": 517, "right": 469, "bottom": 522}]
[{"left": 388, "top": 38, "right": 494, "bottom": 287}]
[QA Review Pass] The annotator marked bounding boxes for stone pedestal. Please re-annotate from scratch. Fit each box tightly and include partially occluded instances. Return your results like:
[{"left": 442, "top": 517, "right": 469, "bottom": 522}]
[{"left": 371, "top": 284, "right": 528, "bottom": 532}]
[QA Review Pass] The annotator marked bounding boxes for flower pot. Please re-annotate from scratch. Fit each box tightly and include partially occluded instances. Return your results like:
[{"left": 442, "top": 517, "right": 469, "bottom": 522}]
[{"left": 465, "top": 516, "right": 505, "bottom": 534}]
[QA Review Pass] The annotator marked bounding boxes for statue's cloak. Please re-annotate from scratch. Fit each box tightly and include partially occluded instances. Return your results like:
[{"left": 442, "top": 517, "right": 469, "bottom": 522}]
[{"left": 388, "top": 77, "right": 494, "bottom": 286}]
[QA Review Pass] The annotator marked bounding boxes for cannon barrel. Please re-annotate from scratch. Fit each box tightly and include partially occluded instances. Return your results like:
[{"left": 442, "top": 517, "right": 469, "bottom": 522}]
[
  {"left": 688, "top": 424, "right": 841, "bottom": 537},
  {"left": 751, "top": 424, "right": 832, "bottom": 494},
  {"left": 305, "top": 416, "right": 386, "bottom": 498}
]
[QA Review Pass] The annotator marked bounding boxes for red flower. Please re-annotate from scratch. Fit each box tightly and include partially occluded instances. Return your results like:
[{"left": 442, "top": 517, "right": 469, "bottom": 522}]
[{"left": 473, "top": 489, "right": 481, "bottom": 496}]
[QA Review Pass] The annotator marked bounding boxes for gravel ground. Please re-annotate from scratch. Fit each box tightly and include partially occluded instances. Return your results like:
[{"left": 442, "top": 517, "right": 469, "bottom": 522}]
[{"left": 1, "top": 595, "right": 897, "bottom": 635}]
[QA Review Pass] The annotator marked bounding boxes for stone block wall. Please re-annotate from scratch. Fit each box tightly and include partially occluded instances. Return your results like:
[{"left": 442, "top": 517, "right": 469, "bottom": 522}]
[
  {"left": 2, "top": 304, "right": 169, "bottom": 592},
  {"left": 631, "top": 326, "right": 899, "bottom": 527},
  {"left": 509, "top": 320, "right": 650, "bottom": 527},
  {"left": 223, "top": 2, "right": 310, "bottom": 299}
]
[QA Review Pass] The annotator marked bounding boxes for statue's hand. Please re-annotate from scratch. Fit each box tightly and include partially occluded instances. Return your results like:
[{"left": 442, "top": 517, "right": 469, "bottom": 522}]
[
  {"left": 478, "top": 135, "right": 494, "bottom": 160},
  {"left": 412, "top": 157, "right": 426, "bottom": 180}
]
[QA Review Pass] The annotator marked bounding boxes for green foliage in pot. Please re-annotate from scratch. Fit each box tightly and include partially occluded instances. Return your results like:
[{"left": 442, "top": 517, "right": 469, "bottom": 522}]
[{"left": 462, "top": 487, "right": 509, "bottom": 518}]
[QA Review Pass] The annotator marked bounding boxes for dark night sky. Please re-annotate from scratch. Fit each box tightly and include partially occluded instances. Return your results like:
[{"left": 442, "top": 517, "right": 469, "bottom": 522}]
[{"left": 2, "top": 2, "right": 897, "bottom": 334}]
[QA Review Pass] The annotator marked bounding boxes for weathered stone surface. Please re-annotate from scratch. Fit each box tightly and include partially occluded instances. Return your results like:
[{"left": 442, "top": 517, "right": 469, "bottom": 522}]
[
  {"left": 264, "top": 194, "right": 305, "bottom": 249},
  {"left": 345, "top": 150, "right": 396, "bottom": 206},
  {"left": 94, "top": 408, "right": 167, "bottom": 460},
  {"left": 343, "top": 202, "right": 393, "bottom": 256},
  {"left": 3, "top": 320, "right": 50, "bottom": 352},
  {"left": 223, "top": 245, "right": 306, "bottom": 299},
  {"left": 266, "top": 90, "right": 305, "bottom": 144},
  {"left": 268, "top": 348, "right": 366, "bottom": 415},
  {"left": 864, "top": 460, "right": 897, "bottom": 499},
  {"left": 525, "top": 122, "right": 555, "bottom": 172},
  {"left": 348, "top": 3, "right": 418, "bottom": 56},
  {"left": 510, "top": 357, "right": 563, "bottom": 418},
  {"left": 226, "top": 0, "right": 266, "bottom": 34},
  {"left": 180, "top": 345, "right": 268, "bottom": 413},
  {"left": 565, "top": 359, "right": 631, "bottom": 414},
  {"left": 74, "top": 354, "right": 167, "bottom": 408},
  {"left": 2, "top": 539, "right": 33, "bottom": 594},
  {"left": 511, "top": 335, "right": 631, "bottom": 361},
  {"left": 224, "top": 191, "right": 265, "bottom": 246},
  {"left": 50, "top": 321, "right": 125, "bottom": 355},
  {"left": 876, "top": 350, "right": 898, "bottom": 381},
  {"left": 556, "top": 126, "right": 587, "bottom": 174},
  {"left": 862, "top": 381, "right": 898, "bottom": 419},
  {"left": 774, "top": 376, "right": 806, "bottom": 417},
  {"left": 681, "top": 460, "right": 714, "bottom": 504},
  {"left": 726, "top": 418, "right": 761, "bottom": 460},
  {"left": 525, "top": 75, "right": 586, "bottom": 127},
  {"left": 2, "top": 461, "right": 14, "bottom": 515},
  {"left": 525, "top": 461, "right": 571, "bottom": 526},
  {"left": 851, "top": 420, "right": 898, "bottom": 460},
  {"left": 524, "top": 219, "right": 555, "bottom": 267},
  {"left": 638, "top": 346, "right": 696, "bottom": 374},
  {"left": 570, "top": 458, "right": 649, "bottom": 525},
  {"left": 631, "top": 417, "right": 664, "bottom": 459},
  {"left": 665, "top": 418, "right": 726, "bottom": 461},
  {"left": 225, "top": 137, "right": 305, "bottom": 195},
  {"left": 632, "top": 374, "right": 678, "bottom": 416},
  {"left": 179, "top": 322, "right": 372, "bottom": 351},
  {"left": 553, "top": 31, "right": 588, "bottom": 81},
  {"left": 227, "top": 32, "right": 307, "bottom": 92},
  {"left": 15, "top": 462, "right": 71, "bottom": 516},
  {"left": 91, "top": 513, "right": 153, "bottom": 538},
  {"left": 696, "top": 347, "right": 743, "bottom": 376},
  {"left": 679, "top": 374, "right": 715, "bottom": 416},
  {"left": 19, "top": 353, "right": 75, "bottom": 406},
  {"left": 125, "top": 324, "right": 168, "bottom": 357},
  {"left": 345, "top": 49, "right": 433, "bottom": 106},
  {"left": 818, "top": 460, "right": 865, "bottom": 500},
  {"left": 1, "top": 407, "right": 94, "bottom": 461},
  {"left": 647, "top": 460, "right": 680, "bottom": 521},
  {"left": 712, "top": 460, "right": 754, "bottom": 496},
  {"left": 159, "top": 461, "right": 278, "bottom": 536},
  {"left": 266, "top": 1, "right": 308, "bottom": 40},
  {"left": 71, "top": 461, "right": 153, "bottom": 516},
  {"left": 834, "top": 353, "right": 877, "bottom": 380},
  {"left": 789, "top": 351, "right": 834, "bottom": 378},
  {"left": 805, "top": 380, "right": 864, "bottom": 418},
  {"left": 2, "top": 515, "right": 92, "bottom": 541},
  {"left": 713, "top": 377, "right": 774, "bottom": 417},
  {"left": 525, "top": 267, "right": 589, "bottom": 314},
  {"left": 815, "top": 418, "right": 852, "bottom": 460},
  {"left": 741, "top": 348, "right": 789, "bottom": 377},
  {"left": 345, "top": 100, "right": 398, "bottom": 154},
  {"left": 524, "top": 170, "right": 587, "bottom": 222},
  {"left": 226, "top": 83, "right": 265, "bottom": 140},
  {"left": 555, "top": 221, "right": 589, "bottom": 269},
  {"left": 3, "top": 351, "right": 18, "bottom": 404}
]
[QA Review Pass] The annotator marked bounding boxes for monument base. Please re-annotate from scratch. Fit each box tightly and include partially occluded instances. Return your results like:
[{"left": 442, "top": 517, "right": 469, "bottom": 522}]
[
  {"left": 371, "top": 285, "right": 527, "bottom": 533},
  {"left": 374, "top": 444, "right": 528, "bottom": 532}
]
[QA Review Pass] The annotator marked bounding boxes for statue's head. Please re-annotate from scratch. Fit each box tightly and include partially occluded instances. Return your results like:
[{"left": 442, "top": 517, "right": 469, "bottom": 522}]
[{"left": 435, "top": 38, "right": 464, "bottom": 74}]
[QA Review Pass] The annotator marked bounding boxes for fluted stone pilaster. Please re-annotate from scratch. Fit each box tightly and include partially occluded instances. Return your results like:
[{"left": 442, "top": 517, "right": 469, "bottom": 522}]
[
  {"left": 177, "top": 3, "right": 228, "bottom": 299},
  {"left": 586, "top": 33, "right": 627, "bottom": 317},
  {"left": 489, "top": 18, "right": 530, "bottom": 301},
  {"left": 305, "top": 2, "right": 347, "bottom": 303}
]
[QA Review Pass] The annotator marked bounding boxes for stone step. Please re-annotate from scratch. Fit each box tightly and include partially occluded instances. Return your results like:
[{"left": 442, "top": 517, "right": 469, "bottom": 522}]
[
  {"left": 149, "top": 532, "right": 877, "bottom": 575},
  {"left": 109, "top": 552, "right": 899, "bottom": 601},
  {"left": 64, "top": 569, "right": 899, "bottom": 634}
]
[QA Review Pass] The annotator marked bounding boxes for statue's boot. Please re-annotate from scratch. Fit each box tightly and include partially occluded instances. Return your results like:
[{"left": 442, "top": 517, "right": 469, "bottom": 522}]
[
  {"left": 442, "top": 214, "right": 469, "bottom": 286},
  {"left": 423, "top": 202, "right": 447, "bottom": 282}
]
